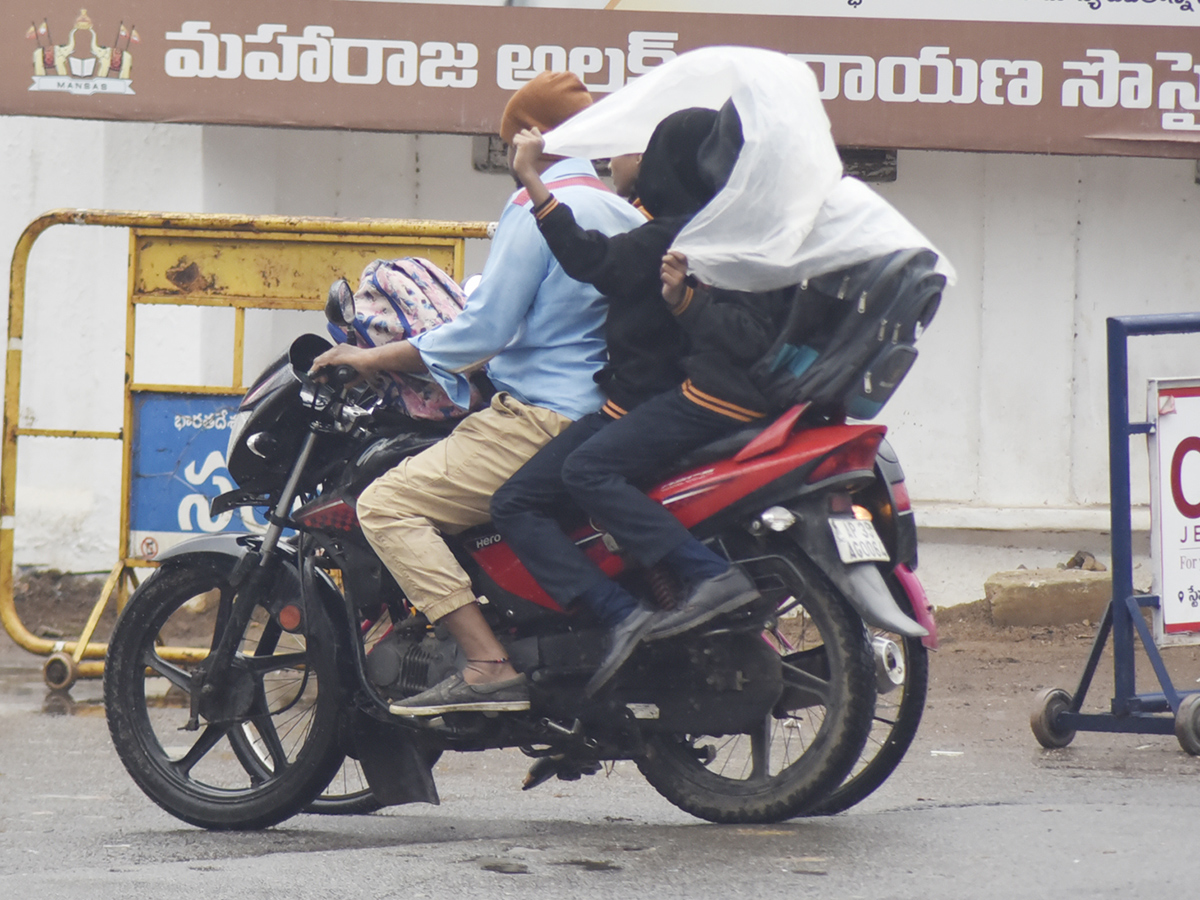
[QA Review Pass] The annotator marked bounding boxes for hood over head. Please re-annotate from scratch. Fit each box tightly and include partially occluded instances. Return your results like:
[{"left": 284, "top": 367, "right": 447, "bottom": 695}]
[{"left": 636, "top": 107, "right": 726, "bottom": 219}]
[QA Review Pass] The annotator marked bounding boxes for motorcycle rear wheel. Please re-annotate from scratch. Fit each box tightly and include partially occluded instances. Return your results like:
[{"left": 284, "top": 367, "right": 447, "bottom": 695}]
[
  {"left": 307, "top": 759, "right": 382, "bottom": 815},
  {"left": 104, "top": 556, "right": 344, "bottom": 830},
  {"left": 636, "top": 547, "right": 876, "bottom": 823},
  {"left": 804, "top": 572, "right": 928, "bottom": 815}
]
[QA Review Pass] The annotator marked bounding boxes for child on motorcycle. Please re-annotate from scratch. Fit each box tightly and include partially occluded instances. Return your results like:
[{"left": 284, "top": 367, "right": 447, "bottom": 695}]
[{"left": 494, "top": 103, "right": 790, "bottom": 692}]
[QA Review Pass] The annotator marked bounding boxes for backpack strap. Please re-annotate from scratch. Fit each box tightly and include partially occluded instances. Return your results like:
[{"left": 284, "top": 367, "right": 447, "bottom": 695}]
[{"left": 513, "top": 175, "right": 611, "bottom": 207}]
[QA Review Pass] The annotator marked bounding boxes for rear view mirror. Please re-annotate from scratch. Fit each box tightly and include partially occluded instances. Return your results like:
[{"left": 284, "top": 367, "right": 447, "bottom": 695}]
[{"left": 325, "top": 278, "right": 356, "bottom": 326}]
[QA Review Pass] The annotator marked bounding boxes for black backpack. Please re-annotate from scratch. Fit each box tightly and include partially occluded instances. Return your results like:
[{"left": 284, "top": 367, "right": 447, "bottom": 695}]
[{"left": 752, "top": 248, "right": 945, "bottom": 419}]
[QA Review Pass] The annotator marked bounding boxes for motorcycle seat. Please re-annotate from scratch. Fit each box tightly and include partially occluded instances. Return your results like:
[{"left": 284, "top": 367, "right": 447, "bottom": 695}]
[{"left": 668, "top": 423, "right": 768, "bottom": 474}]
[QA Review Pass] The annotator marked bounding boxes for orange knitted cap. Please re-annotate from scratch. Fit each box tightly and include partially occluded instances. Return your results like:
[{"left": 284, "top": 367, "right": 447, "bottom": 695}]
[{"left": 499, "top": 71, "right": 593, "bottom": 144}]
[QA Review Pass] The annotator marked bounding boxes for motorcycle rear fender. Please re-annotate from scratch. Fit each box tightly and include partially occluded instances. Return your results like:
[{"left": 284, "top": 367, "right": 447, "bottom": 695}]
[
  {"left": 785, "top": 500, "right": 928, "bottom": 639},
  {"left": 874, "top": 437, "right": 918, "bottom": 569},
  {"left": 893, "top": 563, "right": 939, "bottom": 650}
]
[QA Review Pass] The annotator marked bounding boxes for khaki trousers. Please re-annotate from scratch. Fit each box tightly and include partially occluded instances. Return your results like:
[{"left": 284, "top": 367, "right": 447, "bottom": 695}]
[{"left": 357, "top": 393, "right": 572, "bottom": 622}]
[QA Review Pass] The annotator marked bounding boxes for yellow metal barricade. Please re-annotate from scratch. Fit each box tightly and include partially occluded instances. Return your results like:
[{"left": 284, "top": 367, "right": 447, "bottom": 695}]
[{"left": 2, "top": 210, "right": 491, "bottom": 688}]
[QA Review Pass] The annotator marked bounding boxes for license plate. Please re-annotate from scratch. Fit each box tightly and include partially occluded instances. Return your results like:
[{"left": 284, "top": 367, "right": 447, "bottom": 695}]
[{"left": 829, "top": 517, "right": 890, "bottom": 564}]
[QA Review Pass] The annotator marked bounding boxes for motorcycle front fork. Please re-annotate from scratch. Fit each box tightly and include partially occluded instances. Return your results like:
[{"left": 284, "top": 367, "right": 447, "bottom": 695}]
[{"left": 186, "top": 430, "right": 321, "bottom": 727}]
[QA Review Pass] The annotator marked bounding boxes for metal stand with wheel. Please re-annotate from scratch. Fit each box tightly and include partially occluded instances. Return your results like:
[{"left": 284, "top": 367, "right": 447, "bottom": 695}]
[{"left": 1031, "top": 314, "right": 1200, "bottom": 755}]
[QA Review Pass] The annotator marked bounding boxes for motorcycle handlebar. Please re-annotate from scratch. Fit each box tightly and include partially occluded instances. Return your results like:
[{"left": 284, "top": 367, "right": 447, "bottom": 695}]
[{"left": 326, "top": 364, "right": 360, "bottom": 388}]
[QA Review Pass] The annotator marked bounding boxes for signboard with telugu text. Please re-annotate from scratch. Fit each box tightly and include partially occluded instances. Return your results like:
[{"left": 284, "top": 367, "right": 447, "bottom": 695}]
[
  {"left": 128, "top": 392, "right": 267, "bottom": 561},
  {"left": 2, "top": 0, "right": 1199, "bottom": 158},
  {"left": 1149, "top": 378, "right": 1200, "bottom": 646}
]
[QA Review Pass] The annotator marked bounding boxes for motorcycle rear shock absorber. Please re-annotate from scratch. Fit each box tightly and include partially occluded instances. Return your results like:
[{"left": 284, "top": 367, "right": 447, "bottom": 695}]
[{"left": 646, "top": 562, "right": 683, "bottom": 610}]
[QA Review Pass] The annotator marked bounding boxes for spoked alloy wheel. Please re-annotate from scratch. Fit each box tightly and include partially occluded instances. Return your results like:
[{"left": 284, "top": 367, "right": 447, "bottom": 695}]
[
  {"left": 637, "top": 547, "right": 876, "bottom": 823},
  {"left": 232, "top": 710, "right": 382, "bottom": 816},
  {"left": 104, "top": 556, "right": 343, "bottom": 830},
  {"left": 804, "top": 573, "right": 928, "bottom": 815}
]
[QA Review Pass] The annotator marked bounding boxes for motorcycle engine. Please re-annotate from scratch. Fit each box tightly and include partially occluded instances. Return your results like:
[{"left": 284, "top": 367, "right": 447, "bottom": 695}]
[{"left": 366, "top": 634, "right": 449, "bottom": 699}]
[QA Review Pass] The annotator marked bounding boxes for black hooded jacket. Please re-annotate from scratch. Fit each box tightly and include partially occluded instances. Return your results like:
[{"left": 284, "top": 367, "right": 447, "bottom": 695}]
[
  {"left": 534, "top": 101, "right": 786, "bottom": 421},
  {"left": 664, "top": 98, "right": 794, "bottom": 422},
  {"left": 531, "top": 107, "right": 719, "bottom": 415}
]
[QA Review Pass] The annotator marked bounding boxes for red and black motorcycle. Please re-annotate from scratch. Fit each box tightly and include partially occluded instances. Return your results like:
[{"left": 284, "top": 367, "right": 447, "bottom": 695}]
[{"left": 104, "top": 330, "right": 936, "bottom": 830}]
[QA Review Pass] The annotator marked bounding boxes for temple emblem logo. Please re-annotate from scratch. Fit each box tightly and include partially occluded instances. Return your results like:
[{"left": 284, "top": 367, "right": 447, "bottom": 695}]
[{"left": 27, "top": 9, "right": 138, "bottom": 95}]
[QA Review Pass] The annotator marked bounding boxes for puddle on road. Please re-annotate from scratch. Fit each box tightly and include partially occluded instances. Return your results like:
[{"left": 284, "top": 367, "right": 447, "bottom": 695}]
[{"left": 0, "top": 665, "right": 105, "bottom": 717}]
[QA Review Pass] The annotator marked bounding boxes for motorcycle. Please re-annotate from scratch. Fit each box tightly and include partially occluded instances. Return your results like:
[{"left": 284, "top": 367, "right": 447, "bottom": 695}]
[
  {"left": 105, "top": 324, "right": 935, "bottom": 832},
  {"left": 312, "top": 436, "right": 936, "bottom": 819}
]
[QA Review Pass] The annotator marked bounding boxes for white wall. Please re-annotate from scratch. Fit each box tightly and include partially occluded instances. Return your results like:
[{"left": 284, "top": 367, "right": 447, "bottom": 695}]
[
  {"left": 1, "top": 114, "right": 1197, "bottom": 605},
  {"left": 0, "top": 117, "right": 204, "bottom": 570},
  {"left": 876, "top": 150, "right": 1200, "bottom": 525}
]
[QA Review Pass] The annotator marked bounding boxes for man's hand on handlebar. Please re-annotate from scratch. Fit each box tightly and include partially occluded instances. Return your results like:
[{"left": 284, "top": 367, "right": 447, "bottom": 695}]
[
  {"left": 309, "top": 343, "right": 374, "bottom": 386},
  {"left": 310, "top": 340, "right": 429, "bottom": 385}
]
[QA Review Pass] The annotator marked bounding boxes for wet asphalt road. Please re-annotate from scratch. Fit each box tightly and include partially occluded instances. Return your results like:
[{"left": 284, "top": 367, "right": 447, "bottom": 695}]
[{"left": 3, "top": 635, "right": 1200, "bottom": 900}]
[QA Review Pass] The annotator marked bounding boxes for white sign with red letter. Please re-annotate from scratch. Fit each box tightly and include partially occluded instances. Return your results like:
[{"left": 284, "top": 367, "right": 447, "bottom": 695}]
[{"left": 1149, "top": 378, "right": 1200, "bottom": 645}]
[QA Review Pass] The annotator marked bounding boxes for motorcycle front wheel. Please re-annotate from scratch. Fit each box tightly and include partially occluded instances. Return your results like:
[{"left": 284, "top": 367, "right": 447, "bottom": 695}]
[
  {"left": 636, "top": 545, "right": 876, "bottom": 823},
  {"left": 235, "top": 605, "right": 387, "bottom": 817},
  {"left": 104, "top": 555, "right": 344, "bottom": 830}
]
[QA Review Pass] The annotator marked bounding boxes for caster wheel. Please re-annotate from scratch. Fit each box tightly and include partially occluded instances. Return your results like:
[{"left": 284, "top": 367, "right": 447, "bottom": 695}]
[
  {"left": 43, "top": 652, "right": 78, "bottom": 692},
  {"left": 1175, "top": 694, "right": 1200, "bottom": 756},
  {"left": 1031, "top": 687, "right": 1076, "bottom": 749}
]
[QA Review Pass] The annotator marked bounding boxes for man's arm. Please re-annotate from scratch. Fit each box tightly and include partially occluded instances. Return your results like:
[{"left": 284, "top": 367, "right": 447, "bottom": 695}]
[
  {"left": 311, "top": 202, "right": 550, "bottom": 403},
  {"left": 408, "top": 205, "right": 552, "bottom": 407},
  {"left": 415, "top": 207, "right": 549, "bottom": 371},
  {"left": 511, "top": 128, "right": 553, "bottom": 209},
  {"left": 310, "top": 340, "right": 426, "bottom": 379},
  {"left": 515, "top": 126, "right": 661, "bottom": 300}
]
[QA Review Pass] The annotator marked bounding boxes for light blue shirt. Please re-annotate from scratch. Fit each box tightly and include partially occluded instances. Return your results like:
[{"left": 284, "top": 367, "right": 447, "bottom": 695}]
[{"left": 411, "top": 159, "right": 645, "bottom": 420}]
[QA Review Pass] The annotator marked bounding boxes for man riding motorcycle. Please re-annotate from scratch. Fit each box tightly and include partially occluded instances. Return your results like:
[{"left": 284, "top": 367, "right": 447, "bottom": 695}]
[{"left": 310, "top": 71, "right": 646, "bottom": 716}]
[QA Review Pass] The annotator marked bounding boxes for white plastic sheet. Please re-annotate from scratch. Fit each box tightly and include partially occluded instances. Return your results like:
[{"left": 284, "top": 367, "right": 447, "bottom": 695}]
[
  {"left": 544, "top": 47, "right": 841, "bottom": 291},
  {"left": 544, "top": 46, "right": 955, "bottom": 290},
  {"left": 788, "top": 177, "right": 957, "bottom": 287}
]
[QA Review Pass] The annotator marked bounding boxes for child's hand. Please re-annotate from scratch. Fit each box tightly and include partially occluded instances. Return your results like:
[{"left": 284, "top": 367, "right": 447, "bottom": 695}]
[
  {"left": 661, "top": 250, "right": 691, "bottom": 309},
  {"left": 511, "top": 127, "right": 545, "bottom": 180}
]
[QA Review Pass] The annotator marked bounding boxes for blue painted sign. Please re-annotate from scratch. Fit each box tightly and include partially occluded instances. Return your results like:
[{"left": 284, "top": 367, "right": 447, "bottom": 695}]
[{"left": 128, "top": 392, "right": 264, "bottom": 559}]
